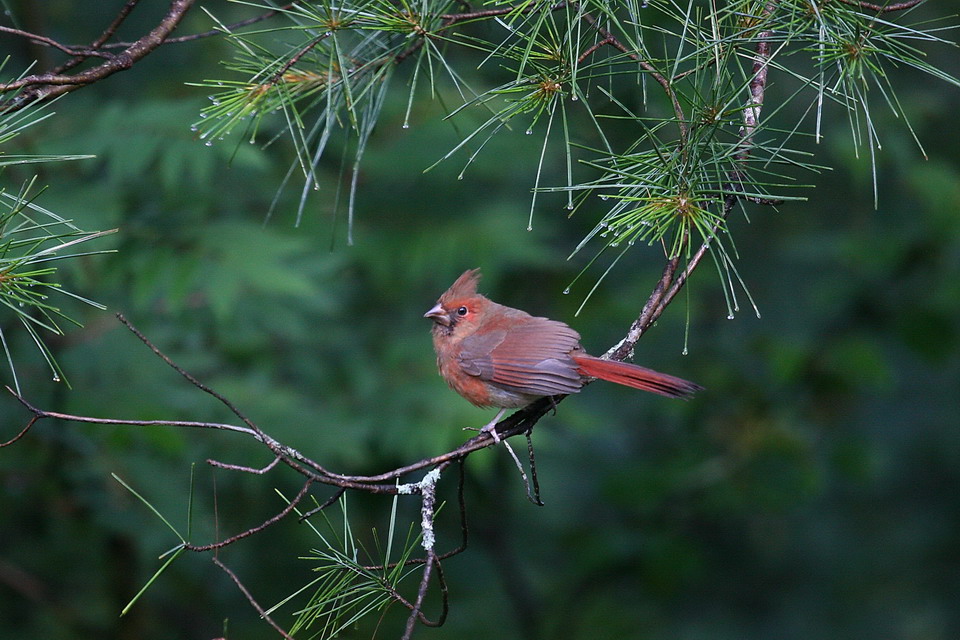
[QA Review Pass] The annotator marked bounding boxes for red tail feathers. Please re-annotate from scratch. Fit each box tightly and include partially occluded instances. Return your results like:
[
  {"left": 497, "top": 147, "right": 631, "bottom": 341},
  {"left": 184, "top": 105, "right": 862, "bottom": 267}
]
[{"left": 572, "top": 354, "right": 702, "bottom": 399}]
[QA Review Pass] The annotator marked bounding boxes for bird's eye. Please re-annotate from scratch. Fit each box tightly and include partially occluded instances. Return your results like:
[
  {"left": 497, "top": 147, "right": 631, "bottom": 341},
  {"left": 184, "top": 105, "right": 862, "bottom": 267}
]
[{"left": 456, "top": 306, "right": 468, "bottom": 316}]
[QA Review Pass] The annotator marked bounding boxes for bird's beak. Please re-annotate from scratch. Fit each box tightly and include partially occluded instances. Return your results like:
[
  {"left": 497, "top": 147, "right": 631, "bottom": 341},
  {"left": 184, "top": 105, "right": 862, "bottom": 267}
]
[{"left": 423, "top": 303, "right": 450, "bottom": 326}]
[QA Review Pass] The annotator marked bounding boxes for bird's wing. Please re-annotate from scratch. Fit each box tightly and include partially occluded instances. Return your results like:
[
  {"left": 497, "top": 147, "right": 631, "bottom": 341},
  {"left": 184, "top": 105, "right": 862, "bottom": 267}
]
[{"left": 458, "top": 317, "right": 583, "bottom": 396}]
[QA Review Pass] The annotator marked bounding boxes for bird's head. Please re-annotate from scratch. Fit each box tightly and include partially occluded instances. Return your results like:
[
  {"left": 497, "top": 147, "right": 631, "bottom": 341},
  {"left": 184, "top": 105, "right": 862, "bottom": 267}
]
[{"left": 424, "top": 268, "right": 486, "bottom": 336}]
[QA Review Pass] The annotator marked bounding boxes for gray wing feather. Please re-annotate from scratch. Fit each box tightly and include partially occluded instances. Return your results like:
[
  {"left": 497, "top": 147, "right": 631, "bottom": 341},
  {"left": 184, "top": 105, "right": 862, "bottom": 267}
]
[{"left": 457, "top": 329, "right": 505, "bottom": 377}]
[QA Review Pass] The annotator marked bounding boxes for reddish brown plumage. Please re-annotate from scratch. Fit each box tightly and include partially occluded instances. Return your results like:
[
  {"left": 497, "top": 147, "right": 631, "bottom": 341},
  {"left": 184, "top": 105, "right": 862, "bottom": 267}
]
[
  {"left": 571, "top": 354, "right": 701, "bottom": 398},
  {"left": 424, "top": 269, "right": 702, "bottom": 438}
]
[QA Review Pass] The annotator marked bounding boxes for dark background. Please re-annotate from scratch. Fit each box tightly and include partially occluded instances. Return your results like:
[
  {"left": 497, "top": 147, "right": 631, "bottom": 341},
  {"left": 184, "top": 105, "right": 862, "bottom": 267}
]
[{"left": 1, "top": 2, "right": 959, "bottom": 639}]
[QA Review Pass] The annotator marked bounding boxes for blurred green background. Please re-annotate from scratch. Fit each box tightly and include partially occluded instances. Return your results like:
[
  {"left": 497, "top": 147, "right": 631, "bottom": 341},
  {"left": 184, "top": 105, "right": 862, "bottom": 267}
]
[{"left": 2, "top": 2, "right": 959, "bottom": 639}]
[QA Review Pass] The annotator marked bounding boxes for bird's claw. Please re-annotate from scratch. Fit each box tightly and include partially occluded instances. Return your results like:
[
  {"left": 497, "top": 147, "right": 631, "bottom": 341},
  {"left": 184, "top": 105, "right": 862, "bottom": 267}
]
[
  {"left": 480, "top": 421, "right": 502, "bottom": 444},
  {"left": 461, "top": 423, "right": 502, "bottom": 444},
  {"left": 462, "top": 409, "right": 506, "bottom": 444}
]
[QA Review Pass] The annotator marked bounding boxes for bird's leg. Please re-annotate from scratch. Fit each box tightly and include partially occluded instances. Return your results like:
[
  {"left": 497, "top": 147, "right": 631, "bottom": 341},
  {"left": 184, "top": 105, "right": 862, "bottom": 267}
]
[
  {"left": 462, "top": 409, "right": 506, "bottom": 443},
  {"left": 480, "top": 408, "right": 507, "bottom": 444},
  {"left": 548, "top": 395, "right": 560, "bottom": 416}
]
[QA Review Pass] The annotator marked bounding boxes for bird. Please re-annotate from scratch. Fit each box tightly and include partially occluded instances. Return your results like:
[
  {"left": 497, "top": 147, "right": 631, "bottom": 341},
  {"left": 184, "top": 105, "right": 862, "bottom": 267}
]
[{"left": 424, "top": 269, "right": 702, "bottom": 442}]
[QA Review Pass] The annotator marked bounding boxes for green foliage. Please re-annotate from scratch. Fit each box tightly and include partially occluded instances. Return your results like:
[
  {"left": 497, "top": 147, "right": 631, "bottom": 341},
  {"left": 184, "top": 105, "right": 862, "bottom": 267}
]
[
  {"left": 0, "top": 78, "right": 113, "bottom": 389},
  {"left": 191, "top": 0, "right": 959, "bottom": 318},
  {"left": 271, "top": 493, "right": 423, "bottom": 639}
]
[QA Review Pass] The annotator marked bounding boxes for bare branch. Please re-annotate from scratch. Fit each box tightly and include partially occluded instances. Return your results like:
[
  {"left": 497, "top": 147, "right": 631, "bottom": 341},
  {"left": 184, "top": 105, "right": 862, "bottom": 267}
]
[
  {"left": 206, "top": 455, "right": 283, "bottom": 475},
  {"left": 129, "top": 4, "right": 295, "bottom": 46},
  {"left": 835, "top": 0, "right": 925, "bottom": 12},
  {"left": 0, "top": 26, "right": 112, "bottom": 60},
  {"left": 116, "top": 313, "right": 258, "bottom": 431},
  {"left": 402, "top": 551, "right": 440, "bottom": 639},
  {"left": 0, "top": 411, "right": 38, "bottom": 448},
  {"left": 297, "top": 487, "right": 347, "bottom": 522},
  {"left": 213, "top": 557, "right": 295, "bottom": 640},
  {"left": 605, "top": 256, "right": 681, "bottom": 361},
  {"left": 502, "top": 437, "right": 544, "bottom": 506},
  {"left": 0, "top": 0, "right": 196, "bottom": 112},
  {"left": 50, "top": 0, "right": 141, "bottom": 75},
  {"left": 184, "top": 480, "right": 314, "bottom": 552}
]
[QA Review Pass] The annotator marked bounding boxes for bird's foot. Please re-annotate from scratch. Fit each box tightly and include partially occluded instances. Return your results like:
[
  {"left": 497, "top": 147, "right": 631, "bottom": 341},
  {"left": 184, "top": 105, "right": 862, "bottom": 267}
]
[
  {"left": 461, "top": 423, "right": 500, "bottom": 444},
  {"left": 462, "top": 408, "right": 506, "bottom": 444},
  {"left": 480, "top": 420, "right": 501, "bottom": 444}
]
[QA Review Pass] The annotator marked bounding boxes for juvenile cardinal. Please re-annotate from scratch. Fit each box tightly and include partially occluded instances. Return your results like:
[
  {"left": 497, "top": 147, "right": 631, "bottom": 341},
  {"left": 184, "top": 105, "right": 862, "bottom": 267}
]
[{"left": 424, "top": 269, "right": 702, "bottom": 442}]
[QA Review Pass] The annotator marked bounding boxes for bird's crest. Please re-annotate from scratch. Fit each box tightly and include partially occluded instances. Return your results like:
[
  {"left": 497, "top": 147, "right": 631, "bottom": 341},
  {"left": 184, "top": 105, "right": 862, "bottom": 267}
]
[{"left": 440, "top": 268, "right": 481, "bottom": 304}]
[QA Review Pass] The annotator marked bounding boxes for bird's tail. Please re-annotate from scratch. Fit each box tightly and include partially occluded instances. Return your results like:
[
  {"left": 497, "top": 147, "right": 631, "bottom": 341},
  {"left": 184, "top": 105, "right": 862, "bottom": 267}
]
[{"left": 573, "top": 355, "right": 703, "bottom": 399}]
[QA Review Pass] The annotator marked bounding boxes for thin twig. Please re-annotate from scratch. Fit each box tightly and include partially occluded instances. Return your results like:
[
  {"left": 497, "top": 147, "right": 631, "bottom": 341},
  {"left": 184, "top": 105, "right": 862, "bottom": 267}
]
[
  {"left": 0, "top": 0, "right": 196, "bottom": 111},
  {"left": 525, "top": 432, "right": 542, "bottom": 504},
  {"left": 141, "top": 4, "right": 294, "bottom": 45},
  {"left": 577, "top": 37, "right": 615, "bottom": 64},
  {"left": 117, "top": 314, "right": 258, "bottom": 431},
  {"left": 441, "top": 459, "right": 469, "bottom": 561},
  {"left": 441, "top": 3, "right": 568, "bottom": 23},
  {"left": 578, "top": 8, "right": 688, "bottom": 142},
  {"left": 51, "top": 0, "right": 142, "bottom": 75},
  {"left": 266, "top": 33, "right": 332, "bottom": 85},
  {"left": 380, "top": 554, "right": 448, "bottom": 628},
  {"left": 114, "top": 314, "right": 354, "bottom": 482},
  {"left": 5, "top": 386, "right": 254, "bottom": 434},
  {"left": 89, "top": 0, "right": 142, "bottom": 50},
  {"left": 58, "top": 4, "right": 295, "bottom": 50},
  {"left": 0, "top": 26, "right": 113, "bottom": 59},
  {"left": 0, "top": 412, "right": 38, "bottom": 447},
  {"left": 402, "top": 551, "right": 438, "bottom": 640},
  {"left": 835, "top": 0, "right": 924, "bottom": 11},
  {"left": 297, "top": 487, "right": 347, "bottom": 522},
  {"left": 184, "top": 479, "right": 314, "bottom": 552},
  {"left": 502, "top": 438, "right": 544, "bottom": 506},
  {"left": 206, "top": 455, "right": 283, "bottom": 475},
  {"left": 3, "top": 380, "right": 403, "bottom": 494},
  {"left": 213, "top": 557, "right": 295, "bottom": 640}
]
